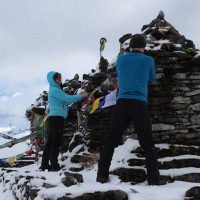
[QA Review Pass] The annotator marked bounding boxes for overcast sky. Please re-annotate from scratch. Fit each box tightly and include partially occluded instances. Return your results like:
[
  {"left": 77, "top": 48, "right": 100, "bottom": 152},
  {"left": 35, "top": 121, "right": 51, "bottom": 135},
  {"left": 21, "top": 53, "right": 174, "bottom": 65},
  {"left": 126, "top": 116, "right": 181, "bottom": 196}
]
[{"left": 0, "top": 0, "right": 200, "bottom": 128}]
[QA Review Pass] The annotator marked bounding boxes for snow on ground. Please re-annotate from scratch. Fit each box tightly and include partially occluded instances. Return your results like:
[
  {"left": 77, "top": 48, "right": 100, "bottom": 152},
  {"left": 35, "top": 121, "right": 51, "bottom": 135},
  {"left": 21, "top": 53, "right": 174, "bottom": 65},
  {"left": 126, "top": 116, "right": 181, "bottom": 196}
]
[
  {"left": 0, "top": 137, "right": 10, "bottom": 146},
  {"left": 12, "top": 130, "right": 30, "bottom": 139},
  {"left": 0, "top": 129, "right": 31, "bottom": 159},
  {"left": 0, "top": 127, "right": 14, "bottom": 134},
  {"left": 0, "top": 183, "right": 15, "bottom": 200},
  {"left": 0, "top": 141, "right": 30, "bottom": 159},
  {"left": 1, "top": 138, "right": 200, "bottom": 199}
]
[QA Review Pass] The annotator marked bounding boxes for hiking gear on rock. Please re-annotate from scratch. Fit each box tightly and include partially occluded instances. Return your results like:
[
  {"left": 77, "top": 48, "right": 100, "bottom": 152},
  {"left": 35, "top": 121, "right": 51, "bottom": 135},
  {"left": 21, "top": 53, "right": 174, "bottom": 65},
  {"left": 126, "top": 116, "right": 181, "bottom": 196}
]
[
  {"left": 47, "top": 71, "right": 82, "bottom": 119},
  {"left": 116, "top": 51, "right": 156, "bottom": 102},
  {"left": 97, "top": 99, "right": 159, "bottom": 185}
]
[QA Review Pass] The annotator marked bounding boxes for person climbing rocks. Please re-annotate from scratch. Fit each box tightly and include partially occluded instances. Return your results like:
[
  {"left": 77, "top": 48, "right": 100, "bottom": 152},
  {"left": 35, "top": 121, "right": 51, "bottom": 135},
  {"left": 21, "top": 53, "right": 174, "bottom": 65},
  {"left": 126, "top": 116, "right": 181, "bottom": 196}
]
[
  {"left": 40, "top": 71, "right": 88, "bottom": 171},
  {"left": 97, "top": 34, "right": 160, "bottom": 185}
]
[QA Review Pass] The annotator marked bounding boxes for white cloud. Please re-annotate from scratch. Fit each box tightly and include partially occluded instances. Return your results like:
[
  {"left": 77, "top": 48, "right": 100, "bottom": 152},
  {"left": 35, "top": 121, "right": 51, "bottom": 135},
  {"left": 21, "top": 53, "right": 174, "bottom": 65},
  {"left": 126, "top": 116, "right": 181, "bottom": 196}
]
[{"left": 0, "top": 0, "right": 199, "bottom": 128}]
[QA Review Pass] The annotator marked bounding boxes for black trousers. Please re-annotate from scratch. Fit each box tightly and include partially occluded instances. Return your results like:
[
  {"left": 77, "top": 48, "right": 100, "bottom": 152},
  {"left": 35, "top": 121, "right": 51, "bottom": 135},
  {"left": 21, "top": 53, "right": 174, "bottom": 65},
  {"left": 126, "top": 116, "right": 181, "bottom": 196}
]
[
  {"left": 41, "top": 116, "right": 64, "bottom": 168},
  {"left": 97, "top": 99, "right": 159, "bottom": 184}
]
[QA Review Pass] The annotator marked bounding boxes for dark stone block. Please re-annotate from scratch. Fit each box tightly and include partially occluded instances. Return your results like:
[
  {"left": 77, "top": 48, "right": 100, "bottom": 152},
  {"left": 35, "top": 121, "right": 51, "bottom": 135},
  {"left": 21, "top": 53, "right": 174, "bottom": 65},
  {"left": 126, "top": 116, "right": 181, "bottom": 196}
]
[
  {"left": 127, "top": 158, "right": 146, "bottom": 166},
  {"left": 132, "top": 145, "right": 200, "bottom": 158},
  {"left": 111, "top": 168, "right": 146, "bottom": 184},
  {"left": 160, "top": 159, "right": 200, "bottom": 169},
  {"left": 69, "top": 166, "right": 84, "bottom": 172},
  {"left": 159, "top": 175, "right": 174, "bottom": 185},
  {"left": 58, "top": 190, "right": 128, "bottom": 200},
  {"left": 175, "top": 173, "right": 200, "bottom": 183},
  {"left": 185, "top": 186, "right": 200, "bottom": 200},
  {"left": 62, "top": 172, "right": 83, "bottom": 187},
  {"left": 71, "top": 155, "right": 93, "bottom": 164}
]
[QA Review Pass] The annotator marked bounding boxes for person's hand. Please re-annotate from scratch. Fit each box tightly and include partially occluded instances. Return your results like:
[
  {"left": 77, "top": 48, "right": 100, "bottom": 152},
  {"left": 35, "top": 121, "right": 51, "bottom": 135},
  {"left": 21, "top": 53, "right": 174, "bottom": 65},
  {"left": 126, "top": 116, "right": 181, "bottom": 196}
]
[{"left": 81, "top": 91, "right": 89, "bottom": 99}]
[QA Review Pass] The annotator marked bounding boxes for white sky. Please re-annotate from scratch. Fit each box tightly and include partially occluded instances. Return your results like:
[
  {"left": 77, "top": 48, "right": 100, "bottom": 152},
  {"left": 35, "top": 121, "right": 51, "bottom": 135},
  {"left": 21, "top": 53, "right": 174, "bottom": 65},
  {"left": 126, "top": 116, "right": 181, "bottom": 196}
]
[{"left": 0, "top": 0, "right": 200, "bottom": 128}]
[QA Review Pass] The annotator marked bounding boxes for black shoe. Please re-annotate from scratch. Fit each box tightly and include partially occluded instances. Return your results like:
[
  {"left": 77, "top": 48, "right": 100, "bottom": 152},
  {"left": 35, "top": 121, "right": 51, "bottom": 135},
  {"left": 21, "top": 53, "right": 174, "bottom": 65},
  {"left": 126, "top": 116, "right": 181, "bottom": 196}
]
[{"left": 96, "top": 176, "right": 109, "bottom": 183}]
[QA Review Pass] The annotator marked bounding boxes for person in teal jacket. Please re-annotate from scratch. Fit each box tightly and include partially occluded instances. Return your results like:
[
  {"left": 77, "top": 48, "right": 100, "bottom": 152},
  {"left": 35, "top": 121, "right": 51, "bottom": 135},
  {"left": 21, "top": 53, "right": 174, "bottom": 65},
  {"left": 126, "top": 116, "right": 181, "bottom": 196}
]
[{"left": 40, "top": 71, "right": 88, "bottom": 171}]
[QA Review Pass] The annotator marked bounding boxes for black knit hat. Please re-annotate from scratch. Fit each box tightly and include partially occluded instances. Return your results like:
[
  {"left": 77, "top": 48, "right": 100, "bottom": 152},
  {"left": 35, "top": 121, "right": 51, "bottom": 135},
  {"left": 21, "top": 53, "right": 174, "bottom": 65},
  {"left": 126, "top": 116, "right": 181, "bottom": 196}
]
[{"left": 129, "top": 34, "right": 146, "bottom": 49}]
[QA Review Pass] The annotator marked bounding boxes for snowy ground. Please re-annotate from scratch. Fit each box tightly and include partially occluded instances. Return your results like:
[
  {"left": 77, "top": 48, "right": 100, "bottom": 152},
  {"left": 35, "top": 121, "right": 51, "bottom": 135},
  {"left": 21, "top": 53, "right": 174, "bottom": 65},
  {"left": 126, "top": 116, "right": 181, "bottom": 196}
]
[
  {"left": 0, "top": 127, "right": 30, "bottom": 159},
  {"left": 1, "top": 138, "right": 200, "bottom": 200}
]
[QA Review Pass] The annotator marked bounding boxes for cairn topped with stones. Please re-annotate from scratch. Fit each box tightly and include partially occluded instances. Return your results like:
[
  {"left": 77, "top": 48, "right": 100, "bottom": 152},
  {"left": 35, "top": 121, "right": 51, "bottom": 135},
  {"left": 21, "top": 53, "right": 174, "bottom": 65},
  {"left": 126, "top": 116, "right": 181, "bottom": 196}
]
[{"left": 120, "top": 10, "right": 199, "bottom": 56}]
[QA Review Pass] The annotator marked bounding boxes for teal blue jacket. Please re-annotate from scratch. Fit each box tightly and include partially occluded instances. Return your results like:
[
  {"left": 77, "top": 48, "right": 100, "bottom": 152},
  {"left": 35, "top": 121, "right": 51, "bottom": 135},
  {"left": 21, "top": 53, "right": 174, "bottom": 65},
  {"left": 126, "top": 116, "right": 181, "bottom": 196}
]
[
  {"left": 47, "top": 71, "right": 82, "bottom": 119},
  {"left": 116, "top": 51, "right": 156, "bottom": 102}
]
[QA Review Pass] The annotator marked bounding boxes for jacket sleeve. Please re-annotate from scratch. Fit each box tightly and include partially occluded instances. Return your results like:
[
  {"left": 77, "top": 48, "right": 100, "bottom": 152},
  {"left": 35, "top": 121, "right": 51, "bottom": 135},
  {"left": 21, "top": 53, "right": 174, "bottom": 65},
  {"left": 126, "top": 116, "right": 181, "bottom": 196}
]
[
  {"left": 51, "top": 87, "right": 82, "bottom": 103},
  {"left": 148, "top": 57, "right": 156, "bottom": 83}
]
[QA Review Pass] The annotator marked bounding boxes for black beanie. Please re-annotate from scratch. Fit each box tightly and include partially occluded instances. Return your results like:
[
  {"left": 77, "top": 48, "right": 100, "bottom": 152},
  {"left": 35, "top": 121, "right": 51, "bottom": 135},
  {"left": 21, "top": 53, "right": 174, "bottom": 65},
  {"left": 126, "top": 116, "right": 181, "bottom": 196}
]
[{"left": 129, "top": 34, "right": 146, "bottom": 49}]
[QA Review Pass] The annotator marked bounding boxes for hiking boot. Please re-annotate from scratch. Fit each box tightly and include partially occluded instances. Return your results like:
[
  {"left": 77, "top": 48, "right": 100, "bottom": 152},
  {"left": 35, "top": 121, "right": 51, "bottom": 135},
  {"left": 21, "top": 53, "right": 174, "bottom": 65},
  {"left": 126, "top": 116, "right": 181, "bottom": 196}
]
[{"left": 96, "top": 175, "right": 109, "bottom": 183}]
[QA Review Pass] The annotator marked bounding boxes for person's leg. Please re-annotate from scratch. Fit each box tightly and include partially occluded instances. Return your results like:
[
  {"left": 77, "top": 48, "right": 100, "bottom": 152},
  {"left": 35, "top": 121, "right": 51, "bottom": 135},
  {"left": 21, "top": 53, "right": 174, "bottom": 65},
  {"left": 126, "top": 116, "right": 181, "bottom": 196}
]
[
  {"left": 40, "top": 117, "right": 51, "bottom": 170},
  {"left": 129, "top": 100, "right": 159, "bottom": 185},
  {"left": 97, "top": 99, "right": 131, "bottom": 183},
  {"left": 49, "top": 116, "right": 64, "bottom": 170}
]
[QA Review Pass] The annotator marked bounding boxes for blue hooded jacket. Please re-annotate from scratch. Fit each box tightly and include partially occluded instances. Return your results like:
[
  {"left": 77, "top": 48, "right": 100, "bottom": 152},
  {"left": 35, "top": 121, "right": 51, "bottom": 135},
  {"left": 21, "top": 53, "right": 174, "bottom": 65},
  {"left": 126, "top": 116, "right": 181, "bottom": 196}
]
[{"left": 47, "top": 71, "right": 82, "bottom": 119}]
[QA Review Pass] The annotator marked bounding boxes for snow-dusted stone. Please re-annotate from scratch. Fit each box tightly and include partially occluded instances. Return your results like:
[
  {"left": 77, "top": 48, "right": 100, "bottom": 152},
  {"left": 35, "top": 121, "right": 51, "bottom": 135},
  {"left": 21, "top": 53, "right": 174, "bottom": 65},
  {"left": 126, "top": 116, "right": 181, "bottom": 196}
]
[
  {"left": 175, "top": 173, "right": 200, "bottom": 183},
  {"left": 62, "top": 172, "right": 83, "bottom": 187},
  {"left": 190, "top": 103, "right": 200, "bottom": 111},
  {"left": 173, "top": 73, "right": 186, "bottom": 80},
  {"left": 152, "top": 123, "right": 175, "bottom": 131},
  {"left": 111, "top": 168, "right": 146, "bottom": 184},
  {"left": 185, "top": 186, "right": 200, "bottom": 199},
  {"left": 132, "top": 145, "right": 200, "bottom": 158},
  {"left": 185, "top": 89, "right": 200, "bottom": 96},
  {"left": 159, "top": 159, "right": 200, "bottom": 169},
  {"left": 159, "top": 175, "right": 174, "bottom": 185},
  {"left": 57, "top": 190, "right": 128, "bottom": 200},
  {"left": 29, "top": 188, "right": 40, "bottom": 200},
  {"left": 171, "top": 96, "right": 191, "bottom": 104},
  {"left": 69, "top": 166, "right": 84, "bottom": 172},
  {"left": 71, "top": 154, "right": 93, "bottom": 164}
]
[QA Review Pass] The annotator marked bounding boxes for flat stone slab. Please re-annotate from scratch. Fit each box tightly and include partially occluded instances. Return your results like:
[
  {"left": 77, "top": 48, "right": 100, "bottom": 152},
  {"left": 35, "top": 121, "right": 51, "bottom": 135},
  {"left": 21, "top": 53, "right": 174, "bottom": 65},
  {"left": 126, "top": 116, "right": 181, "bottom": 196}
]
[
  {"left": 57, "top": 190, "right": 128, "bottom": 200},
  {"left": 175, "top": 173, "right": 200, "bottom": 183},
  {"left": 111, "top": 168, "right": 146, "bottom": 184},
  {"left": 185, "top": 186, "right": 200, "bottom": 200},
  {"left": 132, "top": 145, "right": 200, "bottom": 158}
]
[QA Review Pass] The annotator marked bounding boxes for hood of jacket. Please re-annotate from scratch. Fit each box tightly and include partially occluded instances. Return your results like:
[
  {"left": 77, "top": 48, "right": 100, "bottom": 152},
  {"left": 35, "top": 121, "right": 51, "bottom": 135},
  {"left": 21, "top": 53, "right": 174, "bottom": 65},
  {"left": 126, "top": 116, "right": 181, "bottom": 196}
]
[{"left": 47, "top": 71, "right": 61, "bottom": 88}]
